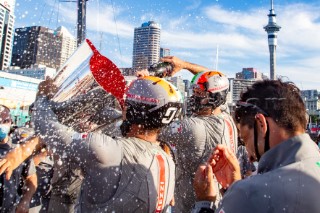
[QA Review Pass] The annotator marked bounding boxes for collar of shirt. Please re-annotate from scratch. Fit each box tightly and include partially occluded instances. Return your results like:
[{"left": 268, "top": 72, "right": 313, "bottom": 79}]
[{"left": 258, "top": 133, "right": 318, "bottom": 173}]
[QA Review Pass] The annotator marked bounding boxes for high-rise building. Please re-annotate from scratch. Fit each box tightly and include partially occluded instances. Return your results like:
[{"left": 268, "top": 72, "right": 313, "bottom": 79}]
[
  {"left": 169, "top": 76, "right": 186, "bottom": 99},
  {"left": 228, "top": 78, "right": 259, "bottom": 103},
  {"left": 132, "top": 21, "right": 161, "bottom": 71},
  {"left": 0, "top": 0, "right": 15, "bottom": 70},
  {"left": 6, "top": 64, "right": 56, "bottom": 80},
  {"left": 119, "top": 67, "right": 133, "bottom": 76},
  {"left": 160, "top": 47, "right": 170, "bottom": 58},
  {"left": 264, "top": 0, "right": 281, "bottom": 80},
  {"left": 236, "top": 68, "right": 264, "bottom": 80},
  {"left": 11, "top": 26, "right": 61, "bottom": 69},
  {"left": 301, "top": 90, "right": 320, "bottom": 117},
  {"left": 55, "top": 26, "right": 77, "bottom": 68},
  {"left": 11, "top": 26, "right": 76, "bottom": 70}
]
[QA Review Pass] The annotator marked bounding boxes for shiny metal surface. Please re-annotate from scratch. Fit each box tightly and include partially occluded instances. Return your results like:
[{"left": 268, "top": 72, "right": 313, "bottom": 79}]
[{"left": 51, "top": 39, "right": 122, "bottom": 132}]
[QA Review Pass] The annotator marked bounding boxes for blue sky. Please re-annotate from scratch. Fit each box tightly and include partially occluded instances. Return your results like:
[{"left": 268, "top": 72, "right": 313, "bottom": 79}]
[{"left": 13, "top": 0, "right": 320, "bottom": 90}]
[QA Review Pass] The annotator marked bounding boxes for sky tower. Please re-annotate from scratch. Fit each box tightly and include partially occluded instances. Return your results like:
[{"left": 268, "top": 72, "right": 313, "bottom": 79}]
[{"left": 264, "top": 0, "right": 281, "bottom": 80}]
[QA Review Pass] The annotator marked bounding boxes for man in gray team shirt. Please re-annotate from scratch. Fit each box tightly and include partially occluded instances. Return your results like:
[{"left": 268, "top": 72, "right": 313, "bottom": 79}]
[
  {"left": 0, "top": 76, "right": 183, "bottom": 212},
  {"left": 157, "top": 56, "right": 237, "bottom": 212},
  {"left": 192, "top": 79, "right": 320, "bottom": 213}
]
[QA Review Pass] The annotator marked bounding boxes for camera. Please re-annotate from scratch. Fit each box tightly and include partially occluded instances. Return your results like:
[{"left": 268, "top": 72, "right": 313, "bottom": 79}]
[{"left": 148, "top": 62, "right": 173, "bottom": 78}]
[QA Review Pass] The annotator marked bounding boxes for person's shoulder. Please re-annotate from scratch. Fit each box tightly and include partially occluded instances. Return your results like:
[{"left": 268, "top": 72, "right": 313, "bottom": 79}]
[
  {"left": 161, "top": 119, "right": 189, "bottom": 136},
  {"left": 217, "top": 178, "right": 259, "bottom": 212},
  {"left": 228, "top": 173, "right": 268, "bottom": 195},
  {"left": 204, "top": 113, "right": 226, "bottom": 124},
  {"left": 186, "top": 116, "right": 214, "bottom": 127},
  {"left": 87, "top": 132, "right": 115, "bottom": 140},
  {"left": 78, "top": 132, "right": 120, "bottom": 148}
]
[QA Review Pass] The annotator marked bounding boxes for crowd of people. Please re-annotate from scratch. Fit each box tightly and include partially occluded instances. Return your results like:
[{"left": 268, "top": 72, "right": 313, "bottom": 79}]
[{"left": 0, "top": 56, "right": 319, "bottom": 213}]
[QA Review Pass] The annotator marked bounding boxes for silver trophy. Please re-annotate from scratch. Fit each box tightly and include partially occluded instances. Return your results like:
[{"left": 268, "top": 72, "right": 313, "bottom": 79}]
[{"left": 51, "top": 39, "right": 125, "bottom": 133}]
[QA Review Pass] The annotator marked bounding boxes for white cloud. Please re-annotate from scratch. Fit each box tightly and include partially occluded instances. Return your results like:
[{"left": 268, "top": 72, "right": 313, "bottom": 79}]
[
  {"left": 185, "top": 0, "right": 202, "bottom": 11},
  {"left": 203, "top": 5, "right": 266, "bottom": 32},
  {"left": 159, "top": 3, "right": 320, "bottom": 89},
  {"left": 38, "top": 1, "right": 134, "bottom": 38},
  {"left": 15, "top": 1, "right": 319, "bottom": 89}
]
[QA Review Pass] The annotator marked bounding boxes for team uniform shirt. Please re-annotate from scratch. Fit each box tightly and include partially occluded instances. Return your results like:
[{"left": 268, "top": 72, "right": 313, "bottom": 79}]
[
  {"left": 216, "top": 134, "right": 320, "bottom": 213},
  {"left": 236, "top": 145, "right": 256, "bottom": 179},
  {"left": 45, "top": 153, "right": 83, "bottom": 213},
  {"left": 159, "top": 113, "right": 237, "bottom": 213},
  {"left": 0, "top": 139, "right": 36, "bottom": 213},
  {"left": 33, "top": 97, "right": 175, "bottom": 213}
]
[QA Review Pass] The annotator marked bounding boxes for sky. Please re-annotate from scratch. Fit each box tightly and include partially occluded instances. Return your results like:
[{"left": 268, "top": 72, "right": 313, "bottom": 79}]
[{"left": 13, "top": 0, "right": 320, "bottom": 90}]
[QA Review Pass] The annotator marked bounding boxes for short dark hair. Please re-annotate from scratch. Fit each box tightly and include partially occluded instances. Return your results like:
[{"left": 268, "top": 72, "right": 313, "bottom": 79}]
[{"left": 235, "top": 80, "right": 306, "bottom": 134}]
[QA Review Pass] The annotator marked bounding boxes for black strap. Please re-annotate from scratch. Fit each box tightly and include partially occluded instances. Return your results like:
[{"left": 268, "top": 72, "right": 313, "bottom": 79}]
[
  {"left": 253, "top": 121, "right": 261, "bottom": 161},
  {"left": 264, "top": 121, "right": 270, "bottom": 153},
  {"left": 254, "top": 119, "right": 270, "bottom": 161}
]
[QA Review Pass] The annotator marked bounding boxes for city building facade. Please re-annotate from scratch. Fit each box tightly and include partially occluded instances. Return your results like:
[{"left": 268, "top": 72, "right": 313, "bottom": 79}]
[
  {"left": 170, "top": 76, "right": 186, "bottom": 99},
  {"left": 132, "top": 21, "right": 161, "bottom": 72},
  {"left": 0, "top": 0, "right": 15, "bottom": 70},
  {"left": 227, "top": 78, "right": 259, "bottom": 113},
  {"left": 6, "top": 65, "right": 56, "bottom": 80},
  {"left": 11, "top": 26, "right": 76, "bottom": 70},
  {"left": 236, "top": 67, "right": 264, "bottom": 80},
  {"left": 55, "top": 26, "right": 77, "bottom": 68},
  {"left": 0, "top": 71, "right": 41, "bottom": 126},
  {"left": 160, "top": 47, "right": 170, "bottom": 58},
  {"left": 120, "top": 67, "right": 134, "bottom": 76},
  {"left": 301, "top": 90, "right": 320, "bottom": 117}
]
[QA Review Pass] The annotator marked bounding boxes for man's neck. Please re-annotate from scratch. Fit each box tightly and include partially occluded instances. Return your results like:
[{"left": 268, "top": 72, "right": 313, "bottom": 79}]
[
  {"left": 127, "top": 124, "right": 159, "bottom": 144},
  {"left": 195, "top": 107, "right": 221, "bottom": 116},
  {"left": 268, "top": 119, "right": 305, "bottom": 148}
]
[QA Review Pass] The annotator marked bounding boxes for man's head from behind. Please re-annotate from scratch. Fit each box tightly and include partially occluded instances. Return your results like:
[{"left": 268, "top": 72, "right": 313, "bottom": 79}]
[
  {"left": 0, "top": 105, "right": 12, "bottom": 142},
  {"left": 120, "top": 76, "right": 183, "bottom": 136},
  {"left": 234, "top": 80, "right": 306, "bottom": 161},
  {"left": 189, "top": 71, "right": 229, "bottom": 114}
]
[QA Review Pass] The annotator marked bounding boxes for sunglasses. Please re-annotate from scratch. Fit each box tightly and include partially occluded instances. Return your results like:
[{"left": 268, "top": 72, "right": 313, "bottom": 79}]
[{"left": 235, "top": 101, "right": 269, "bottom": 123}]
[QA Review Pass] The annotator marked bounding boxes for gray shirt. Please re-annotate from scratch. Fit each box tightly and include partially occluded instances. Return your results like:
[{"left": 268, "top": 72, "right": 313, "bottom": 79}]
[
  {"left": 33, "top": 97, "right": 175, "bottom": 212},
  {"left": 159, "top": 113, "right": 237, "bottom": 213},
  {"left": 236, "top": 145, "right": 256, "bottom": 179},
  {"left": 216, "top": 133, "right": 320, "bottom": 213}
]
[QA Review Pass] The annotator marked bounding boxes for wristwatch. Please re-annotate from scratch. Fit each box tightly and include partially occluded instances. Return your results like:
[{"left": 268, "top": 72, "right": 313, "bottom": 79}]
[{"left": 191, "top": 201, "right": 216, "bottom": 213}]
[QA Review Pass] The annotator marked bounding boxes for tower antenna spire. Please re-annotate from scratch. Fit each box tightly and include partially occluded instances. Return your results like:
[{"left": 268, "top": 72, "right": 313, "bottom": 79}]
[{"left": 264, "top": 0, "right": 281, "bottom": 80}]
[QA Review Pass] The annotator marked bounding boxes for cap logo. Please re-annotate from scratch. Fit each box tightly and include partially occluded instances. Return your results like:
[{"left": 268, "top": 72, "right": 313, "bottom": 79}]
[{"left": 126, "top": 93, "right": 160, "bottom": 104}]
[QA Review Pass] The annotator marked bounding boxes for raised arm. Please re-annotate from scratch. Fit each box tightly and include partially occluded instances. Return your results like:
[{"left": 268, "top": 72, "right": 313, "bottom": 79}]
[
  {"left": 32, "top": 77, "right": 77, "bottom": 155},
  {"left": 0, "top": 136, "right": 43, "bottom": 180},
  {"left": 161, "top": 56, "right": 210, "bottom": 76},
  {"left": 33, "top": 78, "right": 121, "bottom": 170}
]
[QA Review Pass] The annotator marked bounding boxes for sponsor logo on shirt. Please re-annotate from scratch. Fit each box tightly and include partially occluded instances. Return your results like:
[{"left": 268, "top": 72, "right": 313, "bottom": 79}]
[
  {"left": 219, "top": 208, "right": 226, "bottom": 213},
  {"left": 155, "top": 154, "right": 166, "bottom": 213}
]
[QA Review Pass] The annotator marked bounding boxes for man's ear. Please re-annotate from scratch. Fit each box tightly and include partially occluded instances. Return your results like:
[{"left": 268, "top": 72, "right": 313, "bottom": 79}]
[{"left": 255, "top": 113, "right": 268, "bottom": 137}]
